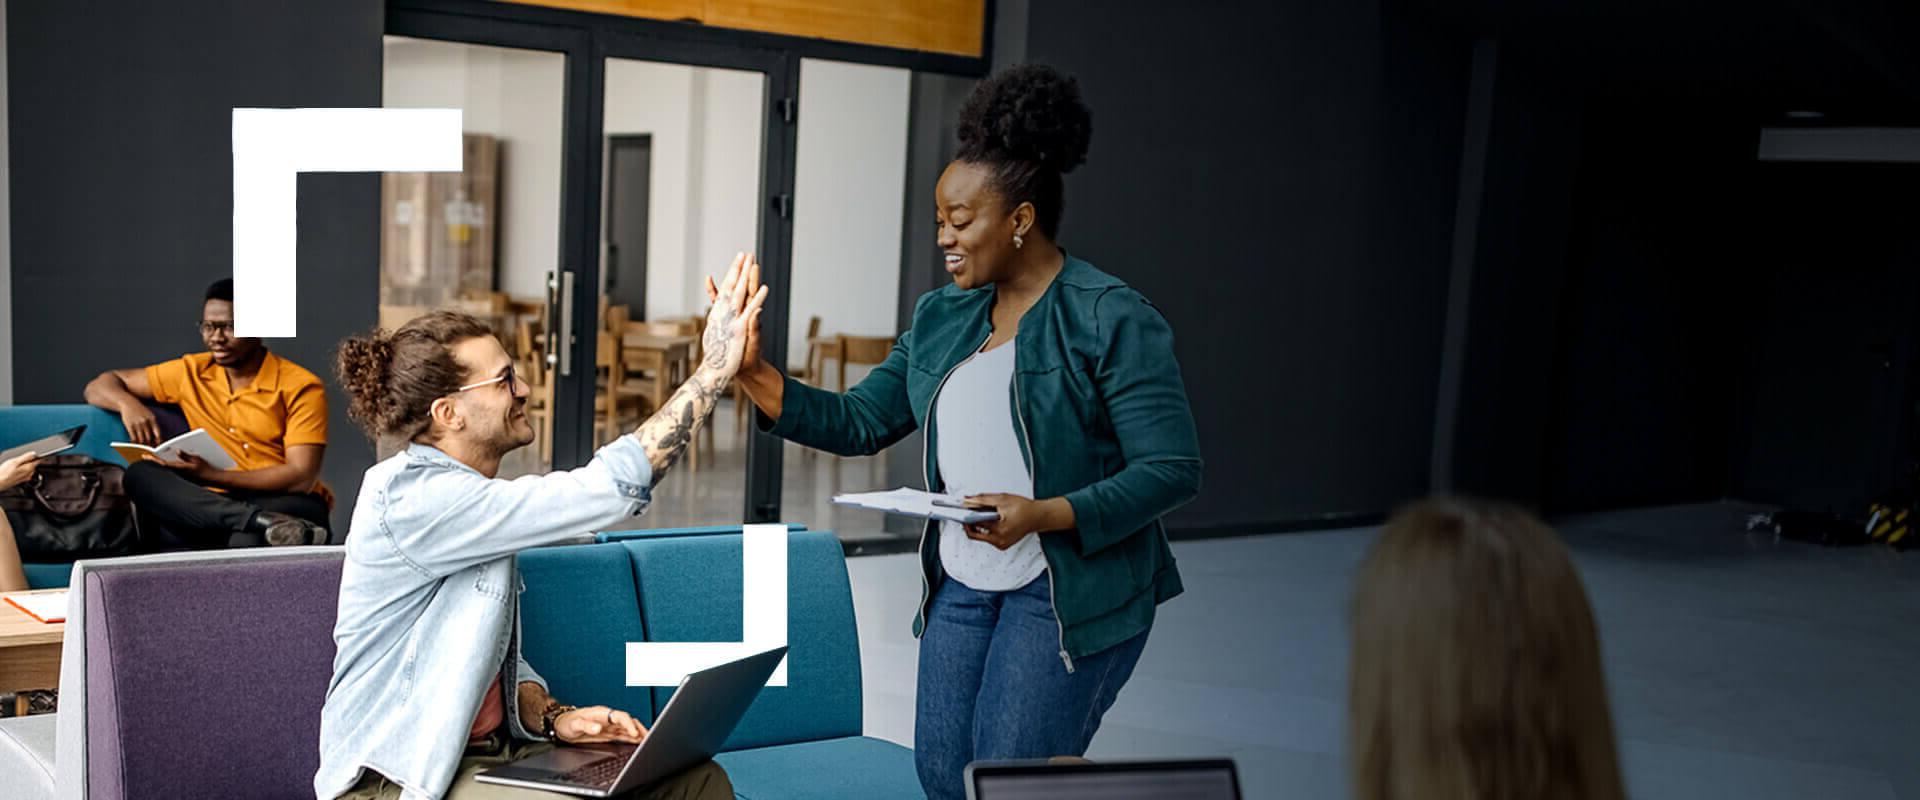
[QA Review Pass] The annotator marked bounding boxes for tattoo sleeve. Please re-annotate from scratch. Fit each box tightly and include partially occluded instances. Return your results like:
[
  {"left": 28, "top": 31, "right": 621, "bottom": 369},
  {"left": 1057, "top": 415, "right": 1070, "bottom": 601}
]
[{"left": 633, "top": 368, "right": 728, "bottom": 487}]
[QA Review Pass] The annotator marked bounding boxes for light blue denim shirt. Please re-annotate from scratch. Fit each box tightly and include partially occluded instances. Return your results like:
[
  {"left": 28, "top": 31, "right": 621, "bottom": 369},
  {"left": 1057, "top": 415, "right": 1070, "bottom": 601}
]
[{"left": 314, "top": 438, "right": 653, "bottom": 799}]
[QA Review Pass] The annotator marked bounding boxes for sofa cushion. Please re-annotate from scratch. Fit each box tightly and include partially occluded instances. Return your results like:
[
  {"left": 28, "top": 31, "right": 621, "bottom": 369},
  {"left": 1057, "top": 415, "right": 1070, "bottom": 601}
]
[
  {"left": 22, "top": 563, "right": 72, "bottom": 590},
  {"left": 518, "top": 542, "right": 656, "bottom": 724},
  {"left": 0, "top": 713, "right": 58, "bottom": 800},
  {"left": 0, "top": 405, "right": 129, "bottom": 465},
  {"left": 714, "top": 736, "right": 923, "bottom": 800},
  {"left": 84, "top": 556, "right": 341, "bottom": 799},
  {"left": 623, "top": 530, "right": 862, "bottom": 751}
]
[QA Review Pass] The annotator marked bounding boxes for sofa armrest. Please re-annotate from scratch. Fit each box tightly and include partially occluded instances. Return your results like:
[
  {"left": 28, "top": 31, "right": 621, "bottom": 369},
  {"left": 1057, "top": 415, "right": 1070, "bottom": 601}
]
[{"left": 0, "top": 714, "right": 58, "bottom": 800}]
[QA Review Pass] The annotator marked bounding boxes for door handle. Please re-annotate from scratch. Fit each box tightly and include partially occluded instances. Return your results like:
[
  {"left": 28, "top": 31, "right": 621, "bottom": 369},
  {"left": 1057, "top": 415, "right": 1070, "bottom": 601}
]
[
  {"left": 544, "top": 271, "right": 560, "bottom": 370},
  {"left": 558, "top": 270, "right": 577, "bottom": 377}
]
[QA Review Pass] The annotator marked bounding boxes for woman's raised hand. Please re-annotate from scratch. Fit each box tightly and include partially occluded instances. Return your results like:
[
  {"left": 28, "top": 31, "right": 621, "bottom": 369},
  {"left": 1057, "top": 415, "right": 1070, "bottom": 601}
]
[{"left": 701, "top": 252, "right": 769, "bottom": 379}]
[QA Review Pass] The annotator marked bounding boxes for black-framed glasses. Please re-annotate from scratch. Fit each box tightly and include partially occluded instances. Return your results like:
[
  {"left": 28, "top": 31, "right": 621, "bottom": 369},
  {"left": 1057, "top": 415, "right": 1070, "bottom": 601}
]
[
  {"left": 197, "top": 321, "right": 235, "bottom": 337},
  {"left": 456, "top": 363, "right": 519, "bottom": 394}
]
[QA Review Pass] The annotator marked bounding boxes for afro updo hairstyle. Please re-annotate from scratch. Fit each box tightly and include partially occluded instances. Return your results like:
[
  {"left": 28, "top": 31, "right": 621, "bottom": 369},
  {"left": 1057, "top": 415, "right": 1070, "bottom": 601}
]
[{"left": 954, "top": 63, "right": 1092, "bottom": 240}]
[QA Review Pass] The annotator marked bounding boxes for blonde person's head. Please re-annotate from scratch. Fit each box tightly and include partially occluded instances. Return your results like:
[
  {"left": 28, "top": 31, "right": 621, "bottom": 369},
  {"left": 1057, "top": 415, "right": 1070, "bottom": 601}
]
[{"left": 1349, "top": 498, "right": 1625, "bottom": 800}]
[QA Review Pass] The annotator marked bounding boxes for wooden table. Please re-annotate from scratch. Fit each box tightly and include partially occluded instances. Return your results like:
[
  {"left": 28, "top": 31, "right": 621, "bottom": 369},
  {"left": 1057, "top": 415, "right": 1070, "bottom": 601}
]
[
  {"left": 0, "top": 589, "right": 65, "bottom": 716},
  {"left": 621, "top": 333, "right": 695, "bottom": 402}
]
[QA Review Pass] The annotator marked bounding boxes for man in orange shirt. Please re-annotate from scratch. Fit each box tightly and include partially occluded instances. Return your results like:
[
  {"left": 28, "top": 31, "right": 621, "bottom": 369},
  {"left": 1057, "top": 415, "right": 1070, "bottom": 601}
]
[{"left": 83, "top": 279, "right": 332, "bottom": 548}]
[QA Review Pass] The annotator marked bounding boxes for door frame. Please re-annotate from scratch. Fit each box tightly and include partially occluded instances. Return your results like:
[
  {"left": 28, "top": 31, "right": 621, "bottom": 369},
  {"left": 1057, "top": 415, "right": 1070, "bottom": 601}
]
[
  {"left": 593, "top": 30, "right": 796, "bottom": 522},
  {"left": 386, "top": 0, "right": 990, "bottom": 523},
  {"left": 385, "top": 8, "right": 606, "bottom": 471}
]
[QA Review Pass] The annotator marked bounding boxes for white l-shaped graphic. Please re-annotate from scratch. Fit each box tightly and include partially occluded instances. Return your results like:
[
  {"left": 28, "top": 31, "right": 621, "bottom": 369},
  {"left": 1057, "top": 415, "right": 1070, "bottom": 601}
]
[
  {"left": 626, "top": 523, "right": 791, "bottom": 687},
  {"left": 231, "top": 108, "right": 463, "bottom": 338}
]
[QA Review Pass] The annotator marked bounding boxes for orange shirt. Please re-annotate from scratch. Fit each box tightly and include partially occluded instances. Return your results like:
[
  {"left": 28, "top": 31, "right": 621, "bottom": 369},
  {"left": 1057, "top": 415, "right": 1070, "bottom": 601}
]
[{"left": 145, "top": 350, "right": 332, "bottom": 505}]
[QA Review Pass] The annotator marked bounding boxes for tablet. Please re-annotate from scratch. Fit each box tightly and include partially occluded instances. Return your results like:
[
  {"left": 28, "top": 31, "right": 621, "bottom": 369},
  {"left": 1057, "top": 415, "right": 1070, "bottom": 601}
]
[{"left": 0, "top": 425, "right": 87, "bottom": 463}]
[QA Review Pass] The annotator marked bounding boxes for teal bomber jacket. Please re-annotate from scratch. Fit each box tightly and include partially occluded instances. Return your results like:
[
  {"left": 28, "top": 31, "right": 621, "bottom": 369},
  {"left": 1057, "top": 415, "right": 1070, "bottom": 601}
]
[{"left": 767, "top": 254, "right": 1203, "bottom": 668}]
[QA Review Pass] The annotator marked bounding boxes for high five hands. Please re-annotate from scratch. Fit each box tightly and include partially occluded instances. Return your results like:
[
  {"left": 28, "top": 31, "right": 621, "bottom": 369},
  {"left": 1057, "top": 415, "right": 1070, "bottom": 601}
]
[
  {"left": 704, "top": 254, "right": 765, "bottom": 379},
  {"left": 700, "top": 252, "right": 770, "bottom": 379}
]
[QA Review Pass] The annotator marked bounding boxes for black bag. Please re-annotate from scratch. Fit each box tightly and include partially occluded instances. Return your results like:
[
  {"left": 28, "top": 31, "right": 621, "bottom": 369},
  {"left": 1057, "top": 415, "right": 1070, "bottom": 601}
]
[{"left": 0, "top": 454, "right": 141, "bottom": 561}]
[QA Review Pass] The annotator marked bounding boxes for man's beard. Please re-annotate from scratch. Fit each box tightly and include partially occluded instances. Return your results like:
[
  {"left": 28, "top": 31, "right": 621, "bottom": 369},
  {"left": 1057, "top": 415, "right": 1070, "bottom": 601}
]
[{"left": 482, "top": 407, "right": 534, "bottom": 460}]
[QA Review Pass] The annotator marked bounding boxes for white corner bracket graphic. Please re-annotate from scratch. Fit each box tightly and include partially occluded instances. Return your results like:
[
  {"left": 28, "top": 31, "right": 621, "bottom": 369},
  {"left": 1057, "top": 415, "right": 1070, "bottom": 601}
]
[
  {"left": 626, "top": 523, "right": 790, "bottom": 687},
  {"left": 231, "top": 108, "right": 463, "bottom": 338}
]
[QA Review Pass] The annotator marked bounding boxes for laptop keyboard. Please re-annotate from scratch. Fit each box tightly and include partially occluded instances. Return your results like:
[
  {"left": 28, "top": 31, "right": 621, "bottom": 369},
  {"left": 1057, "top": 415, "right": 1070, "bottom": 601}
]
[{"left": 556, "top": 756, "right": 626, "bottom": 788}]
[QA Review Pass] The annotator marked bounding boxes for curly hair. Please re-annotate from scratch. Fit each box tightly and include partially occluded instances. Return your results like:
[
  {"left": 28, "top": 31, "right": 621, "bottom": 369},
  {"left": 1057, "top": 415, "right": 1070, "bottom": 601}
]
[
  {"left": 335, "top": 311, "right": 494, "bottom": 443},
  {"left": 954, "top": 63, "right": 1092, "bottom": 239}
]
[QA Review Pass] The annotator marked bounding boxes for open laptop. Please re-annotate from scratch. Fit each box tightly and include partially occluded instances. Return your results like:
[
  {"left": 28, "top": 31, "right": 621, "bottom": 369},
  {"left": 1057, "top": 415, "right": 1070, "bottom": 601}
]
[
  {"left": 966, "top": 758, "right": 1242, "bottom": 800},
  {"left": 474, "top": 645, "right": 787, "bottom": 797}
]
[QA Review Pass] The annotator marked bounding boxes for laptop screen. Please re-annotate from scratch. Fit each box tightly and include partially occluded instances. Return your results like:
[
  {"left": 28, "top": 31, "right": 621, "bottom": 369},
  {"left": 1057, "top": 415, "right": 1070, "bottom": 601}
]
[{"left": 970, "top": 759, "right": 1240, "bottom": 800}]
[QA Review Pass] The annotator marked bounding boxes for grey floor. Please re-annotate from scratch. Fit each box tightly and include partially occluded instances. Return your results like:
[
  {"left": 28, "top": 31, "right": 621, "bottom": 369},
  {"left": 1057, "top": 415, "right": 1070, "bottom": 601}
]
[
  {"left": 505, "top": 415, "right": 1920, "bottom": 798},
  {"left": 845, "top": 503, "right": 1920, "bottom": 800}
]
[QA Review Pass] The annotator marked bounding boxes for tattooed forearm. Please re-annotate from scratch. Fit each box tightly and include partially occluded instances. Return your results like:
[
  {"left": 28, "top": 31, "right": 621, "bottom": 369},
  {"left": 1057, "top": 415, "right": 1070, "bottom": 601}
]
[
  {"left": 634, "top": 368, "right": 728, "bottom": 486},
  {"left": 702, "top": 303, "right": 738, "bottom": 373}
]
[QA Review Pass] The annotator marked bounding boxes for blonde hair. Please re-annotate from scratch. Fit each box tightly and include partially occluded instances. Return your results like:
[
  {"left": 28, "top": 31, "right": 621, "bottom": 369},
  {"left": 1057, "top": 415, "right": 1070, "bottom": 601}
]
[{"left": 1349, "top": 498, "right": 1625, "bottom": 800}]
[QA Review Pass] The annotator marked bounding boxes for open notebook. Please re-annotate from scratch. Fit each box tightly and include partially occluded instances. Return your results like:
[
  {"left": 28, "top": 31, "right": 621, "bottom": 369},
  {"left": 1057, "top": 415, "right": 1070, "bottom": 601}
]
[
  {"left": 110, "top": 428, "right": 238, "bottom": 470},
  {"left": 4, "top": 590, "right": 68, "bottom": 624}
]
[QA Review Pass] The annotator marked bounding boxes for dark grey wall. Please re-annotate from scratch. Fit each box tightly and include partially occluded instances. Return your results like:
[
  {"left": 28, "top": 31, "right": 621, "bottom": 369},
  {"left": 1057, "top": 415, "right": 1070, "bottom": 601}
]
[
  {"left": 1025, "top": 0, "right": 1469, "bottom": 530},
  {"left": 1726, "top": 163, "right": 1920, "bottom": 513},
  {"left": 1438, "top": 42, "right": 1585, "bottom": 506},
  {"left": 8, "top": 0, "right": 384, "bottom": 532}
]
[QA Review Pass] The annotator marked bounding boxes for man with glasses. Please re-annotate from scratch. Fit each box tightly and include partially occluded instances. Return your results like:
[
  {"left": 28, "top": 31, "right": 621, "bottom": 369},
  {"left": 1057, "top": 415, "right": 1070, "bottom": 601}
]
[
  {"left": 83, "top": 278, "right": 332, "bottom": 548},
  {"left": 316, "top": 254, "right": 766, "bottom": 799}
]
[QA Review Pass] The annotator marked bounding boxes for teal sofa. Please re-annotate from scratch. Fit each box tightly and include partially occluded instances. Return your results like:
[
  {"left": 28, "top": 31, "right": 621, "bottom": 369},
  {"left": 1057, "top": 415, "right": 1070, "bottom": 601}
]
[
  {"left": 520, "top": 528, "right": 921, "bottom": 799},
  {"left": 0, "top": 404, "right": 139, "bottom": 589}
]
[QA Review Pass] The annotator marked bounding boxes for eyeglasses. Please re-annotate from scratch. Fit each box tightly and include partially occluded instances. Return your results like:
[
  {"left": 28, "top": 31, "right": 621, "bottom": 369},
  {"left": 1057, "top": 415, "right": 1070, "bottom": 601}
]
[
  {"left": 456, "top": 364, "right": 519, "bottom": 393},
  {"left": 198, "top": 321, "right": 235, "bottom": 337}
]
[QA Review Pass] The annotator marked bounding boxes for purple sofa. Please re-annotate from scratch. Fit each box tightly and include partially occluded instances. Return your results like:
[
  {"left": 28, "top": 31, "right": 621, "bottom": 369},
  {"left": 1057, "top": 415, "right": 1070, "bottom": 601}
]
[
  {"left": 84, "top": 555, "right": 342, "bottom": 797},
  {"left": 0, "top": 529, "right": 921, "bottom": 800},
  {"left": 0, "top": 547, "right": 344, "bottom": 800}
]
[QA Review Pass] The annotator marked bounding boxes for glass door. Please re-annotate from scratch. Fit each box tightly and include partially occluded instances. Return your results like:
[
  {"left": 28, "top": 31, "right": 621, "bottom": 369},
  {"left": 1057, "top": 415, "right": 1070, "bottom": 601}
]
[
  {"left": 381, "top": 12, "right": 813, "bottom": 528},
  {"left": 590, "top": 33, "right": 795, "bottom": 528},
  {"left": 381, "top": 10, "right": 604, "bottom": 480},
  {"left": 379, "top": 34, "right": 570, "bottom": 478}
]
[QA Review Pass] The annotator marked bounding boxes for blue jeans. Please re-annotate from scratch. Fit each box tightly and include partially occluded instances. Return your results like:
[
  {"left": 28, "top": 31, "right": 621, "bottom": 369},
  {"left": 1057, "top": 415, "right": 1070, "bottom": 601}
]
[{"left": 914, "top": 575, "right": 1150, "bottom": 800}]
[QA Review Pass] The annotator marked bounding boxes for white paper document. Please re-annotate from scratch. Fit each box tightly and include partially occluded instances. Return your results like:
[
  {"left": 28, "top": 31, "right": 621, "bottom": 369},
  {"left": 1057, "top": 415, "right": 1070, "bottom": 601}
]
[
  {"left": 4, "top": 590, "right": 68, "bottom": 624},
  {"left": 832, "top": 487, "right": 1001, "bottom": 524}
]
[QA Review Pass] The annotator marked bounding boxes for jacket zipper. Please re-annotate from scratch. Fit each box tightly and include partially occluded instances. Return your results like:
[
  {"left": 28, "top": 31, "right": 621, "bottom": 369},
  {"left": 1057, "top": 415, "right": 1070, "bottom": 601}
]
[
  {"left": 1012, "top": 367, "right": 1075, "bottom": 674},
  {"left": 917, "top": 331, "right": 995, "bottom": 635}
]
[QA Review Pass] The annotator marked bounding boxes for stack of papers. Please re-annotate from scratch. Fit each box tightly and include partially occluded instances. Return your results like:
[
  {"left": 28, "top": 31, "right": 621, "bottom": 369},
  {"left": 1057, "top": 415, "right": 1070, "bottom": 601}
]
[
  {"left": 4, "top": 590, "right": 68, "bottom": 624},
  {"left": 833, "top": 488, "right": 1001, "bottom": 524}
]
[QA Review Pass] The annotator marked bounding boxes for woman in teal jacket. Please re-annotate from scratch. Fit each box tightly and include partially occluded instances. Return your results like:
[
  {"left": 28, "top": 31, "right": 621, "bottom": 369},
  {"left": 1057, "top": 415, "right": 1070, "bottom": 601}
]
[{"left": 726, "top": 65, "right": 1202, "bottom": 800}]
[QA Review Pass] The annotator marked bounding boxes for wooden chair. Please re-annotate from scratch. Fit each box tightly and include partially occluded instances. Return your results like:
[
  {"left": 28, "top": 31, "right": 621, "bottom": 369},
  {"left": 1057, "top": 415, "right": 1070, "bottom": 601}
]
[
  {"left": 515, "top": 319, "right": 555, "bottom": 466},
  {"left": 595, "top": 331, "right": 650, "bottom": 448},
  {"left": 789, "top": 316, "right": 824, "bottom": 384},
  {"left": 606, "top": 303, "right": 632, "bottom": 332},
  {"left": 834, "top": 334, "right": 896, "bottom": 392}
]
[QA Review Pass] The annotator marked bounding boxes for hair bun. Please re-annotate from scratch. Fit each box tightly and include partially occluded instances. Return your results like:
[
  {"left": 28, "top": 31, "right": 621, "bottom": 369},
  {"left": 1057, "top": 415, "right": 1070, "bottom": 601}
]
[
  {"left": 956, "top": 64, "right": 1092, "bottom": 174},
  {"left": 335, "top": 331, "right": 397, "bottom": 431}
]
